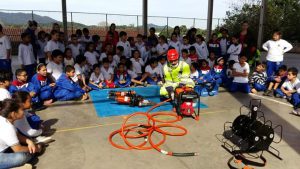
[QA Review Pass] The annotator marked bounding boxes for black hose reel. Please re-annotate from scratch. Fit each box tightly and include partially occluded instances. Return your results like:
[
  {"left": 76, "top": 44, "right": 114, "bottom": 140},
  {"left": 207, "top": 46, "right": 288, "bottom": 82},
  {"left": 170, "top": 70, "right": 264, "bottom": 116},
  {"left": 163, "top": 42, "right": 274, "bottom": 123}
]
[{"left": 222, "top": 99, "right": 283, "bottom": 168}]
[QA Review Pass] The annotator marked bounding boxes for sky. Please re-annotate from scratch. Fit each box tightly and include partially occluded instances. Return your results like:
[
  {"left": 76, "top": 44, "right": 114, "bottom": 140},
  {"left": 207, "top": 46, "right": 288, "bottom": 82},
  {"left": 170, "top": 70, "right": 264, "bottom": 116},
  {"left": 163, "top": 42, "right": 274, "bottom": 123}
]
[{"left": 1, "top": 0, "right": 232, "bottom": 29}]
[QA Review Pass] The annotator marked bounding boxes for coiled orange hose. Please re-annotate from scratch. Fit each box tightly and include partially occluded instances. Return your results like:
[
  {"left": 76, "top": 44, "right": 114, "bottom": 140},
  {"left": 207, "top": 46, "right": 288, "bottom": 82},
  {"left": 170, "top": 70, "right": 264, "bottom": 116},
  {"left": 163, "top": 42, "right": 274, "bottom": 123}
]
[{"left": 109, "top": 99, "right": 199, "bottom": 156}]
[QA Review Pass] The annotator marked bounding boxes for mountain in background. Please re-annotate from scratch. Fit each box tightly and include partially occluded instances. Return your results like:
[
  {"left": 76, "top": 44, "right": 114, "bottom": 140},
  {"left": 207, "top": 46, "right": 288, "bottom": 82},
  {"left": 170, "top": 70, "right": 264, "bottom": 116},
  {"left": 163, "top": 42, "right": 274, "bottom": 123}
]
[
  {"left": 0, "top": 12, "right": 167, "bottom": 29},
  {"left": 0, "top": 12, "right": 58, "bottom": 25}
]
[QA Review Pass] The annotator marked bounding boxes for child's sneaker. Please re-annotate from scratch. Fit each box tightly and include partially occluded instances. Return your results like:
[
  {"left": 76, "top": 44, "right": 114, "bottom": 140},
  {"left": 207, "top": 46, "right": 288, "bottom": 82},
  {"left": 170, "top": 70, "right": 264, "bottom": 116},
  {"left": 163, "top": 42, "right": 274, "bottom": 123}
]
[
  {"left": 292, "top": 108, "right": 300, "bottom": 116},
  {"left": 275, "top": 93, "right": 282, "bottom": 98},
  {"left": 34, "top": 136, "right": 53, "bottom": 144},
  {"left": 10, "top": 163, "right": 32, "bottom": 169}
]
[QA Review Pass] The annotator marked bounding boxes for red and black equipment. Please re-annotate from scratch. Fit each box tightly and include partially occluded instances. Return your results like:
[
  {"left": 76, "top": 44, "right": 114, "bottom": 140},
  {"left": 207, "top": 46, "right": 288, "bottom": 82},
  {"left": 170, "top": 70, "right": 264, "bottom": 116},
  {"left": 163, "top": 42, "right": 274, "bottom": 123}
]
[
  {"left": 174, "top": 87, "right": 200, "bottom": 121},
  {"left": 108, "top": 90, "right": 155, "bottom": 107}
]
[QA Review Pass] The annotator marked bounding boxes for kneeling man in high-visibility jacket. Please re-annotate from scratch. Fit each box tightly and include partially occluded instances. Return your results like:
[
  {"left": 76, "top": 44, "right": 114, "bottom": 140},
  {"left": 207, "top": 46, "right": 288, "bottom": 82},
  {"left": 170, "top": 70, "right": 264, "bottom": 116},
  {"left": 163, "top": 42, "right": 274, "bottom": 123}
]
[{"left": 160, "top": 49, "right": 195, "bottom": 98}]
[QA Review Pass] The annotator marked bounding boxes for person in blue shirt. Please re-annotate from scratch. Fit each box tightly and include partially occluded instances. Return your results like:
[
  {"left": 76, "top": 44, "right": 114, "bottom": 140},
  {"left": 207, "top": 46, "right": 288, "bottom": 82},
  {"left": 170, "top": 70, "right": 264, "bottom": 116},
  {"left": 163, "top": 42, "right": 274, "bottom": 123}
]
[
  {"left": 54, "top": 65, "right": 88, "bottom": 101},
  {"left": 114, "top": 63, "right": 131, "bottom": 88},
  {"left": 31, "top": 63, "right": 55, "bottom": 105}
]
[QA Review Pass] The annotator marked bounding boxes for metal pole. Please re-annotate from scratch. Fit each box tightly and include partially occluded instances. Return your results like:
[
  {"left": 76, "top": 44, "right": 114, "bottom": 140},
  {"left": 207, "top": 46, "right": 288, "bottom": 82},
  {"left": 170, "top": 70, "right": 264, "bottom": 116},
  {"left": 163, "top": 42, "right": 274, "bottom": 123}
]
[
  {"left": 71, "top": 12, "right": 74, "bottom": 34},
  {"left": 61, "top": 0, "right": 68, "bottom": 44},
  {"left": 257, "top": 0, "right": 267, "bottom": 49},
  {"left": 217, "top": 18, "right": 220, "bottom": 28},
  {"left": 137, "top": 15, "right": 139, "bottom": 34},
  {"left": 206, "top": 0, "right": 214, "bottom": 41},
  {"left": 105, "top": 14, "right": 108, "bottom": 31},
  {"left": 142, "top": 0, "right": 148, "bottom": 36},
  {"left": 166, "top": 17, "right": 169, "bottom": 38},
  {"left": 193, "top": 18, "right": 196, "bottom": 27},
  {"left": 31, "top": 10, "right": 34, "bottom": 20}
]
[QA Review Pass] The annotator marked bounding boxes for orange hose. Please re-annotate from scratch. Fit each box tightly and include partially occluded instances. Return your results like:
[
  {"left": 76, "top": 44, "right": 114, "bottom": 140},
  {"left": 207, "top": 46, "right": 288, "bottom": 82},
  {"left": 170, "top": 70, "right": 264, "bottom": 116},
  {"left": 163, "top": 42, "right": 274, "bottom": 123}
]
[{"left": 109, "top": 99, "right": 199, "bottom": 156}]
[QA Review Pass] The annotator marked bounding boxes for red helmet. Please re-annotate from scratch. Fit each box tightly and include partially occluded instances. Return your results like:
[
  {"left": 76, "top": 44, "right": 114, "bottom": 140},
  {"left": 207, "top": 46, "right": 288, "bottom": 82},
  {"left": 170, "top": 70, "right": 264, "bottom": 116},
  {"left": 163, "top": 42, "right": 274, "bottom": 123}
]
[{"left": 167, "top": 49, "right": 179, "bottom": 61}]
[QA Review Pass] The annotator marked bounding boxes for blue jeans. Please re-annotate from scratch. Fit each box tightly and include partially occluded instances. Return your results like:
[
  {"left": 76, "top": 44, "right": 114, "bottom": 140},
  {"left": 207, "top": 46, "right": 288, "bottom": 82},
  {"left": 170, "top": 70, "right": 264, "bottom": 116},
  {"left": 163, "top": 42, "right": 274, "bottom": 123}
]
[
  {"left": 230, "top": 82, "right": 250, "bottom": 93},
  {"left": 0, "top": 151, "right": 32, "bottom": 169},
  {"left": 266, "top": 61, "right": 282, "bottom": 77},
  {"left": 253, "top": 83, "right": 266, "bottom": 91},
  {"left": 291, "top": 93, "right": 300, "bottom": 108}
]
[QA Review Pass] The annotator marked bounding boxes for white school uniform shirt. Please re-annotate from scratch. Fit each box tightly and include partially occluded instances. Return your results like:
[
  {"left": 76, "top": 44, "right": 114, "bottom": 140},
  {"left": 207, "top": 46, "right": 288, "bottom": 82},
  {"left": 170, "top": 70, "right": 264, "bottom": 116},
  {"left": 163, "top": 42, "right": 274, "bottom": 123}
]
[
  {"left": 58, "top": 42, "right": 65, "bottom": 52},
  {"left": 84, "top": 51, "right": 99, "bottom": 66},
  {"left": 180, "top": 57, "right": 192, "bottom": 66},
  {"left": 109, "top": 60, "right": 117, "bottom": 70},
  {"left": 127, "top": 69, "right": 138, "bottom": 79},
  {"left": 233, "top": 62, "right": 250, "bottom": 83},
  {"left": 0, "top": 88, "right": 11, "bottom": 101},
  {"left": 282, "top": 78, "right": 300, "bottom": 92},
  {"left": 135, "top": 42, "right": 144, "bottom": 51},
  {"left": 101, "top": 66, "right": 114, "bottom": 80},
  {"left": 262, "top": 39, "right": 293, "bottom": 62},
  {"left": 145, "top": 65, "right": 162, "bottom": 78},
  {"left": 99, "top": 52, "right": 107, "bottom": 62},
  {"left": 113, "top": 54, "right": 121, "bottom": 64},
  {"left": 156, "top": 43, "right": 169, "bottom": 56},
  {"left": 44, "top": 40, "right": 59, "bottom": 53},
  {"left": 67, "top": 43, "right": 82, "bottom": 58},
  {"left": 227, "top": 44, "right": 242, "bottom": 62},
  {"left": 181, "top": 43, "right": 191, "bottom": 51},
  {"left": 18, "top": 43, "right": 36, "bottom": 66},
  {"left": 37, "top": 40, "right": 47, "bottom": 59},
  {"left": 81, "top": 36, "right": 93, "bottom": 43},
  {"left": 72, "top": 63, "right": 85, "bottom": 82},
  {"left": 0, "top": 35, "right": 11, "bottom": 59},
  {"left": 140, "top": 46, "right": 151, "bottom": 63},
  {"left": 130, "top": 58, "right": 144, "bottom": 74},
  {"left": 207, "top": 59, "right": 215, "bottom": 69},
  {"left": 89, "top": 72, "right": 104, "bottom": 84},
  {"left": 168, "top": 40, "right": 181, "bottom": 53},
  {"left": 64, "top": 58, "right": 75, "bottom": 66},
  {"left": 46, "top": 61, "right": 63, "bottom": 81},
  {"left": 0, "top": 116, "right": 19, "bottom": 152},
  {"left": 193, "top": 42, "right": 209, "bottom": 59},
  {"left": 117, "top": 40, "right": 131, "bottom": 58},
  {"left": 190, "top": 70, "right": 199, "bottom": 79},
  {"left": 219, "top": 38, "right": 230, "bottom": 55}
]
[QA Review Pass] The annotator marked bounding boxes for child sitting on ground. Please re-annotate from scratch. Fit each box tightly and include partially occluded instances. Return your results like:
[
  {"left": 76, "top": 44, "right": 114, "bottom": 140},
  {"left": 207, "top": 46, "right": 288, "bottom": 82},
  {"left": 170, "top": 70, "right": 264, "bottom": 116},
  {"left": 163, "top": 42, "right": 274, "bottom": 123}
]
[
  {"left": 101, "top": 58, "right": 115, "bottom": 88},
  {"left": 207, "top": 52, "right": 216, "bottom": 68},
  {"left": 73, "top": 55, "right": 89, "bottom": 91},
  {"left": 224, "top": 60, "right": 236, "bottom": 88},
  {"left": 12, "top": 91, "right": 52, "bottom": 143},
  {"left": 130, "top": 50, "right": 145, "bottom": 77},
  {"left": 139, "top": 58, "right": 162, "bottom": 85},
  {"left": 89, "top": 64, "right": 105, "bottom": 90},
  {"left": 47, "top": 49, "right": 64, "bottom": 82},
  {"left": 211, "top": 57, "right": 226, "bottom": 87},
  {"left": 0, "top": 70, "right": 12, "bottom": 101},
  {"left": 180, "top": 49, "right": 191, "bottom": 66},
  {"left": 190, "top": 62, "right": 201, "bottom": 83},
  {"left": 126, "top": 60, "right": 146, "bottom": 86},
  {"left": 263, "top": 65, "right": 287, "bottom": 96},
  {"left": 113, "top": 46, "right": 124, "bottom": 64},
  {"left": 199, "top": 59, "right": 211, "bottom": 75},
  {"left": 274, "top": 67, "right": 300, "bottom": 99},
  {"left": 291, "top": 82, "right": 300, "bottom": 115},
  {"left": 250, "top": 62, "right": 268, "bottom": 93},
  {"left": 9, "top": 69, "right": 40, "bottom": 105},
  {"left": 54, "top": 65, "right": 88, "bottom": 101},
  {"left": 188, "top": 46, "right": 198, "bottom": 63},
  {"left": 114, "top": 63, "right": 131, "bottom": 88},
  {"left": 31, "top": 63, "right": 55, "bottom": 105},
  {"left": 229, "top": 54, "right": 250, "bottom": 93}
]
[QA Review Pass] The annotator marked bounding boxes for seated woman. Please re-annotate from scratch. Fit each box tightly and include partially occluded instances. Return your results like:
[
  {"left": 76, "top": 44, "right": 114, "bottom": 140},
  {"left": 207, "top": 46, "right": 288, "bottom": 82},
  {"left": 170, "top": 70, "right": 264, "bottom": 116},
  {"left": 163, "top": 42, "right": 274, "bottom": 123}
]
[
  {"left": 0, "top": 99, "right": 42, "bottom": 169},
  {"left": 139, "top": 58, "right": 162, "bottom": 85},
  {"left": 114, "top": 63, "right": 131, "bottom": 88}
]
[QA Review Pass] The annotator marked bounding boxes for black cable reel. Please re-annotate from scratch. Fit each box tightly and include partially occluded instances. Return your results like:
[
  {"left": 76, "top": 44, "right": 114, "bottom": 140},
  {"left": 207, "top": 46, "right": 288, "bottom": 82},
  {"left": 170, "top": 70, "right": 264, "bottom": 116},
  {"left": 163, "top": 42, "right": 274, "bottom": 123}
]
[{"left": 222, "top": 99, "right": 283, "bottom": 169}]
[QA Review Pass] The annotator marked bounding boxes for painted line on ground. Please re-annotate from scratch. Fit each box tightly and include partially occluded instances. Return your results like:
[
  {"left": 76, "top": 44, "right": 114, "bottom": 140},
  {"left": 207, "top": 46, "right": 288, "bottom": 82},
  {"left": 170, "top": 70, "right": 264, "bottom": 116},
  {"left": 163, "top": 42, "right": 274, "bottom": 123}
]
[
  {"left": 53, "top": 110, "right": 225, "bottom": 133},
  {"left": 249, "top": 93, "right": 293, "bottom": 108}
]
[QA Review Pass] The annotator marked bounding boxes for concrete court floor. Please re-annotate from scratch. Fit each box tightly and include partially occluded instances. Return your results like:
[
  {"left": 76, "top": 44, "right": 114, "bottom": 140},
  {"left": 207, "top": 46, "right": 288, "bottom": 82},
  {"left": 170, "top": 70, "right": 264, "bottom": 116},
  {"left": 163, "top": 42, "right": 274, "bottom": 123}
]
[
  {"left": 11, "top": 53, "right": 300, "bottom": 169},
  {"left": 35, "top": 88, "right": 300, "bottom": 169}
]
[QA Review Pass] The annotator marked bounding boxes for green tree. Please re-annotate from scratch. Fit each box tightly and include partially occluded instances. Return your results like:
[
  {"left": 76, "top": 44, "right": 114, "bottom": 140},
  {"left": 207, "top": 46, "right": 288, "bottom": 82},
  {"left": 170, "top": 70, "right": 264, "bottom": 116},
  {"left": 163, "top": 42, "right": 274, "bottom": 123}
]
[{"left": 221, "top": 0, "right": 300, "bottom": 43}]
